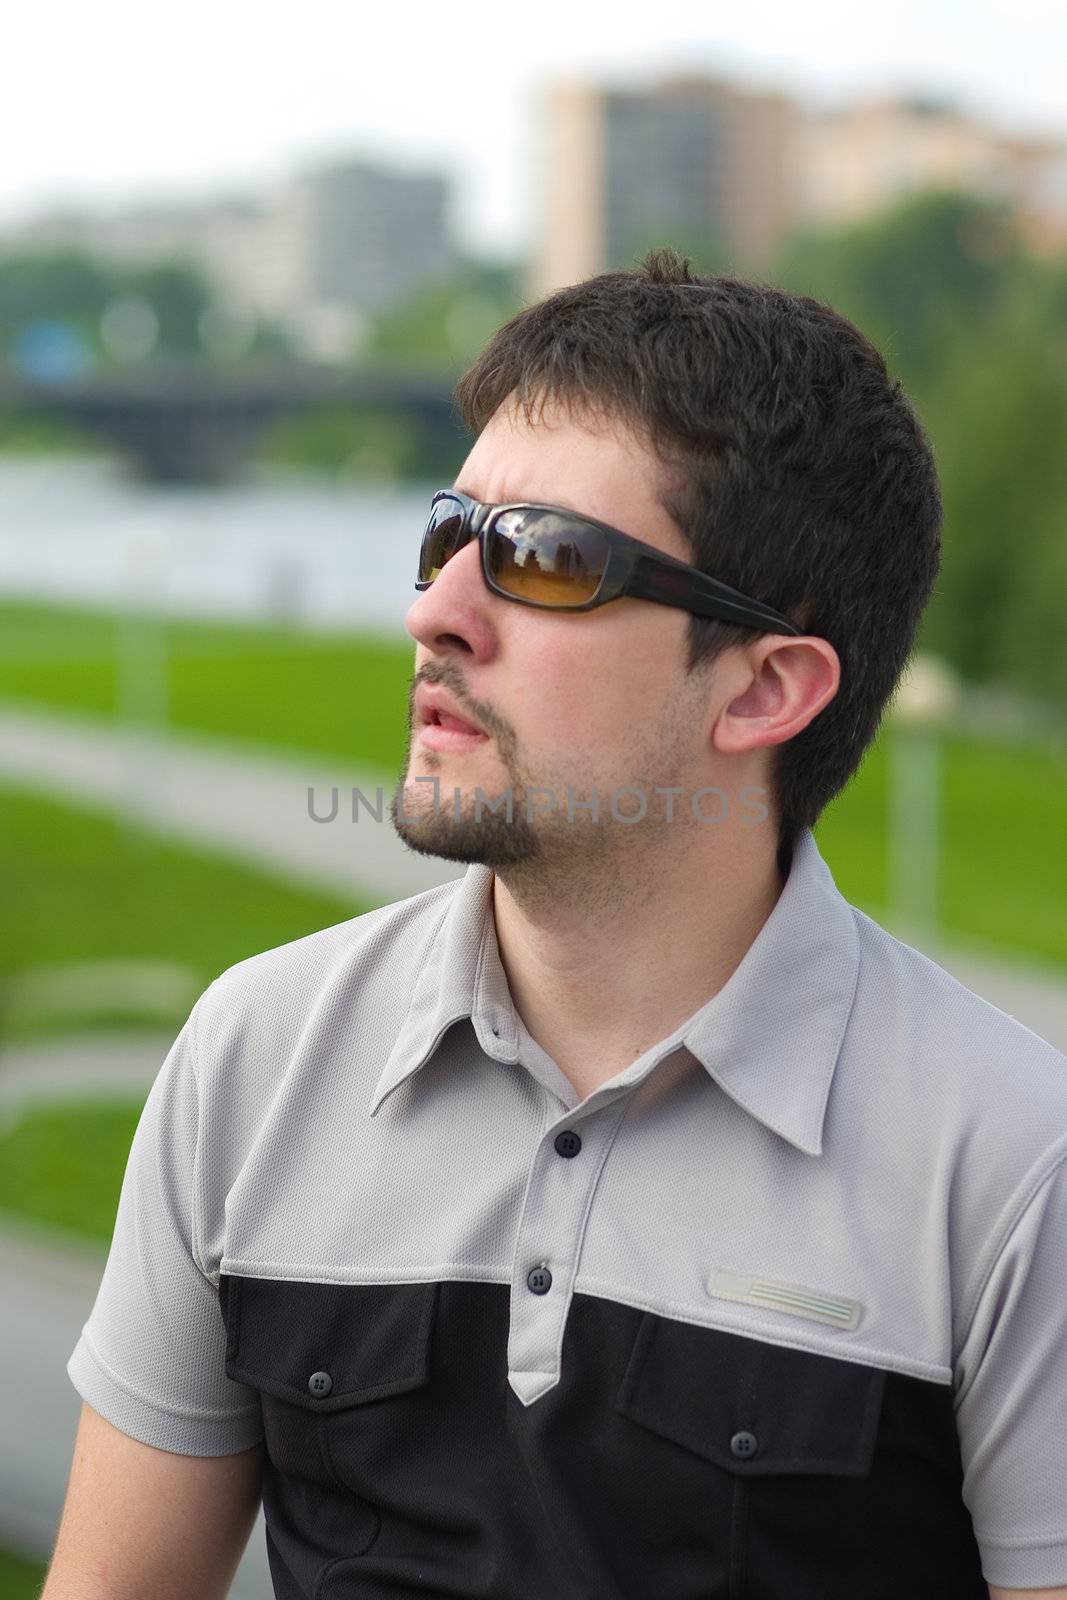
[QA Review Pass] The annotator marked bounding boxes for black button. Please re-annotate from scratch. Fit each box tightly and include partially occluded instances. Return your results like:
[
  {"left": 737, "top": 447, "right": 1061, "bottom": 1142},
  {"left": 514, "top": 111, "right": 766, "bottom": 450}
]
[
  {"left": 554, "top": 1129, "right": 581, "bottom": 1158},
  {"left": 730, "top": 1430, "right": 758, "bottom": 1459},
  {"left": 527, "top": 1265, "right": 552, "bottom": 1294},
  {"left": 308, "top": 1370, "right": 333, "bottom": 1397}
]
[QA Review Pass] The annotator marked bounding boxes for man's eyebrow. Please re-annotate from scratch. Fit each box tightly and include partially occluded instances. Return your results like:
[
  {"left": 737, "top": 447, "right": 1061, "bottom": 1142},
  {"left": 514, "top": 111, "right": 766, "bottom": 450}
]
[{"left": 452, "top": 485, "right": 589, "bottom": 517}]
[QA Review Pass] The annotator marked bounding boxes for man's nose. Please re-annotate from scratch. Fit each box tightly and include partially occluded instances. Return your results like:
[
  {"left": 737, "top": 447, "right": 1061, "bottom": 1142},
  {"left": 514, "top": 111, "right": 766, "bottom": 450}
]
[{"left": 403, "top": 539, "right": 494, "bottom": 657}]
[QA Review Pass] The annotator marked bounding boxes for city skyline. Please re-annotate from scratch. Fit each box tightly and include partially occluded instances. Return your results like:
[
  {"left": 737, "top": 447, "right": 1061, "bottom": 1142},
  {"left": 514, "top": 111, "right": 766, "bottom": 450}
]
[{"left": 3, "top": 0, "right": 1066, "bottom": 258}]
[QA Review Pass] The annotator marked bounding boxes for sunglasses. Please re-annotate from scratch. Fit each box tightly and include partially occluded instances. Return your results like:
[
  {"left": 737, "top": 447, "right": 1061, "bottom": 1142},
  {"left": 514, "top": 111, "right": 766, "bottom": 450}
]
[{"left": 416, "top": 489, "right": 801, "bottom": 635}]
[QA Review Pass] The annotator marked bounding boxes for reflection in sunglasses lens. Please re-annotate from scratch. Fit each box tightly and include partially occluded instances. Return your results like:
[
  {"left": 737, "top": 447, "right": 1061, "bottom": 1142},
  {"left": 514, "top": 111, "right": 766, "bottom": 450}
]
[
  {"left": 420, "top": 499, "right": 465, "bottom": 582},
  {"left": 488, "top": 509, "right": 606, "bottom": 605}
]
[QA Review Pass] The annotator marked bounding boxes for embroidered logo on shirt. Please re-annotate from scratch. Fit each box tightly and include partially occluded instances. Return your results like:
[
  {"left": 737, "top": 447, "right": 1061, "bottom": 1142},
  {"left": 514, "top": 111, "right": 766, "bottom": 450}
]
[{"left": 706, "top": 1267, "right": 862, "bottom": 1331}]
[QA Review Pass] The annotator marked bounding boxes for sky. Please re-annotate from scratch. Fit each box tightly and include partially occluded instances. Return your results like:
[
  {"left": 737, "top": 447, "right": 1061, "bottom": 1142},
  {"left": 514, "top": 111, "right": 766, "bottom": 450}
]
[{"left": 3, "top": 0, "right": 1066, "bottom": 258}]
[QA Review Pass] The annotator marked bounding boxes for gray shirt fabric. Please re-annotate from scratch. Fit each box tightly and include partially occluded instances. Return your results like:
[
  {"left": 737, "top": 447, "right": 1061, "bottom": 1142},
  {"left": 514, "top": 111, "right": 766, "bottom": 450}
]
[{"left": 67, "top": 826, "right": 1067, "bottom": 1592}]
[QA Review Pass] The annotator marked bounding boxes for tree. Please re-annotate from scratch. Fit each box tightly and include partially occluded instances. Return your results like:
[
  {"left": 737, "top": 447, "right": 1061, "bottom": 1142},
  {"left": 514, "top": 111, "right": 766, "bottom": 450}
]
[
  {"left": 773, "top": 189, "right": 1027, "bottom": 385},
  {"left": 362, "top": 258, "right": 524, "bottom": 366},
  {"left": 920, "top": 282, "right": 1067, "bottom": 700},
  {"left": 770, "top": 189, "right": 1067, "bottom": 710},
  {"left": 0, "top": 249, "right": 113, "bottom": 362},
  {"left": 118, "top": 259, "right": 214, "bottom": 358}
]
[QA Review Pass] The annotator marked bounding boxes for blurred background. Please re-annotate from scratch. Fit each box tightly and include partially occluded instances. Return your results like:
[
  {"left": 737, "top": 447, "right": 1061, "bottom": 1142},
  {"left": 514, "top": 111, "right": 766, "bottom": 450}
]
[{"left": 1, "top": 1, "right": 1066, "bottom": 1594}]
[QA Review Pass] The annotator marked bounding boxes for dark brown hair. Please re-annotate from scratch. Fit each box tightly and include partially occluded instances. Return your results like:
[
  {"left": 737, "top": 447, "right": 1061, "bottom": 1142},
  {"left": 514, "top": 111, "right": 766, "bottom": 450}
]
[{"left": 454, "top": 247, "right": 943, "bottom": 877}]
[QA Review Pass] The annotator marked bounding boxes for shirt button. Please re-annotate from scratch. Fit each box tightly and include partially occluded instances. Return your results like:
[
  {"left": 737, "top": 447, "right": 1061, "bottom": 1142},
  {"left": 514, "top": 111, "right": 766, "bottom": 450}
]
[
  {"left": 308, "top": 1370, "right": 333, "bottom": 1397},
  {"left": 527, "top": 1265, "right": 553, "bottom": 1295},
  {"left": 554, "top": 1129, "right": 582, "bottom": 1158},
  {"left": 730, "top": 1430, "right": 758, "bottom": 1460}
]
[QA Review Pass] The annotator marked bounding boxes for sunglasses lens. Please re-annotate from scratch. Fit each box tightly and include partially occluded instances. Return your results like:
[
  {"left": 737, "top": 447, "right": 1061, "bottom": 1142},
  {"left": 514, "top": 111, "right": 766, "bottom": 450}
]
[
  {"left": 487, "top": 508, "right": 608, "bottom": 606},
  {"left": 419, "top": 497, "right": 466, "bottom": 583}
]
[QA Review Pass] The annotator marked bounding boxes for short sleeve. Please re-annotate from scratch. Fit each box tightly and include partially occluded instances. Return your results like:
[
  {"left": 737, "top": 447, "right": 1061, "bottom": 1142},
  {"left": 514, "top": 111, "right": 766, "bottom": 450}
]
[
  {"left": 954, "top": 1148, "right": 1067, "bottom": 1590},
  {"left": 66, "top": 987, "right": 264, "bottom": 1456}
]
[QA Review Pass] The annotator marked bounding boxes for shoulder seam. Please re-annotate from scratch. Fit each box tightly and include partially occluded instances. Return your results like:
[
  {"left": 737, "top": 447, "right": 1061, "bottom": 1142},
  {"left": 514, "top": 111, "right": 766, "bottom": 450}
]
[{"left": 956, "top": 1138, "right": 1067, "bottom": 1349}]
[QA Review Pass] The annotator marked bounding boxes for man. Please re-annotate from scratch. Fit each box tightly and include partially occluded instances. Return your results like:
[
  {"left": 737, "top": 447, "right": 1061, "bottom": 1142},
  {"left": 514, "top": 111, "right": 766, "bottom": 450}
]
[{"left": 47, "top": 251, "right": 1066, "bottom": 1599}]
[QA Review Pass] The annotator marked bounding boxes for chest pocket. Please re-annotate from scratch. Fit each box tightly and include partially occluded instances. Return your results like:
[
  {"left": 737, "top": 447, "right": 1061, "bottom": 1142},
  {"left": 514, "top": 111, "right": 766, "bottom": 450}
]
[
  {"left": 616, "top": 1310, "right": 885, "bottom": 1476},
  {"left": 218, "top": 1274, "right": 440, "bottom": 1595},
  {"left": 614, "top": 1312, "right": 912, "bottom": 1599},
  {"left": 218, "top": 1273, "right": 438, "bottom": 1484},
  {"left": 613, "top": 1312, "right": 992, "bottom": 1600}
]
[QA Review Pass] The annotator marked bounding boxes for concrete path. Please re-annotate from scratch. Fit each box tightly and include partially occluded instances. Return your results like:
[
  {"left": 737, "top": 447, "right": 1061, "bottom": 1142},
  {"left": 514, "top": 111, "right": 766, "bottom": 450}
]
[
  {"left": 0, "top": 701, "right": 465, "bottom": 904},
  {"left": 0, "top": 1029, "right": 180, "bottom": 1117}
]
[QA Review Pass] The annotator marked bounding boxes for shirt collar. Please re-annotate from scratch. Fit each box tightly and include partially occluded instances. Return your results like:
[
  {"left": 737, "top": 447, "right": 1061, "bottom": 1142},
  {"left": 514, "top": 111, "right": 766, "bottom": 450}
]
[{"left": 368, "top": 827, "right": 859, "bottom": 1156}]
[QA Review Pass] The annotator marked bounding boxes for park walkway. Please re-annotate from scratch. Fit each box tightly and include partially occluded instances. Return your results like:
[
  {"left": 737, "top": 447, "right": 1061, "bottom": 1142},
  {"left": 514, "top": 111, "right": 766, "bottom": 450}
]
[
  {"left": 0, "top": 700, "right": 465, "bottom": 903},
  {"left": 2, "top": 699, "right": 1065, "bottom": 1052}
]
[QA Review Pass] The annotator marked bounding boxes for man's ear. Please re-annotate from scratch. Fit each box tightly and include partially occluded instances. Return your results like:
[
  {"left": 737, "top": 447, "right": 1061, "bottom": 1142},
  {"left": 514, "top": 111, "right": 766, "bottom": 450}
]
[{"left": 713, "top": 636, "right": 840, "bottom": 756}]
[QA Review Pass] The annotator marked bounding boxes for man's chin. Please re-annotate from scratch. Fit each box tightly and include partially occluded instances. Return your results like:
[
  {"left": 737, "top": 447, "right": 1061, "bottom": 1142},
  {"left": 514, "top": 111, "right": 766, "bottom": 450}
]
[{"left": 390, "top": 814, "right": 539, "bottom": 868}]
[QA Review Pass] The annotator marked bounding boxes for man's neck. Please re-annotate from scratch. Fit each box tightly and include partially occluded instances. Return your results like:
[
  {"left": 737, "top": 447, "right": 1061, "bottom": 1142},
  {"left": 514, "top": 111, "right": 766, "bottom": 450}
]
[{"left": 489, "top": 833, "right": 788, "bottom": 1102}]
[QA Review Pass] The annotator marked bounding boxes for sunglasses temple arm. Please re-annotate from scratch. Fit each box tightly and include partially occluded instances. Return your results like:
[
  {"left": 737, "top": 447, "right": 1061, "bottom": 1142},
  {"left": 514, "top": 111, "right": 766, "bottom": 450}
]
[
  {"left": 691, "top": 597, "right": 803, "bottom": 634},
  {"left": 626, "top": 560, "right": 800, "bottom": 635}
]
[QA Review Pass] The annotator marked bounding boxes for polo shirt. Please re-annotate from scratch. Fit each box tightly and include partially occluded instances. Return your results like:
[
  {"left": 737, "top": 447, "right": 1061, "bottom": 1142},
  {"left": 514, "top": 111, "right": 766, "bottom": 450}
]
[{"left": 67, "top": 825, "right": 1067, "bottom": 1598}]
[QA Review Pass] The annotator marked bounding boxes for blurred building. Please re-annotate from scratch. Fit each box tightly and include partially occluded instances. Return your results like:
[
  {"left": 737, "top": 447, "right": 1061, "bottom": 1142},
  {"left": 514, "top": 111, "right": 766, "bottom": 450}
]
[
  {"left": 301, "top": 159, "right": 455, "bottom": 313},
  {"left": 530, "top": 78, "right": 1067, "bottom": 297},
  {"left": 796, "top": 94, "right": 1067, "bottom": 255},
  {"left": 529, "top": 76, "right": 801, "bottom": 298},
  {"left": 979, "top": 136, "right": 1067, "bottom": 256},
  {"left": 5, "top": 191, "right": 306, "bottom": 323},
  {"left": 1, "top": 156, "right": 458, "bottom": 361}
]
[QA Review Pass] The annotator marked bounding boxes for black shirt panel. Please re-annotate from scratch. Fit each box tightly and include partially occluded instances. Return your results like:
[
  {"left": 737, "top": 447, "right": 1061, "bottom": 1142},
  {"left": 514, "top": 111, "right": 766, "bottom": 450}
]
[{"left": 219, "top": 1273, "right": 988, "bottom": 1600}]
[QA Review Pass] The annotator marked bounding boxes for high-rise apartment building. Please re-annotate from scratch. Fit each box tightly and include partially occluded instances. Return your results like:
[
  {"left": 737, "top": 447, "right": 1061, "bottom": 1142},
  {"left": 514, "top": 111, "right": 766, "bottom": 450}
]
[
  {"left": 531, "top": 78, "right": 1067, "bottom": 299},
  {"left": 529, "top": 76, "right": 801, "bottom": 299},
  {"left": 795, "top": 93, "right": 1067, "bottom": 253},
  {"left": 299, "top": 158, "right": 456, "bottom": 315}
]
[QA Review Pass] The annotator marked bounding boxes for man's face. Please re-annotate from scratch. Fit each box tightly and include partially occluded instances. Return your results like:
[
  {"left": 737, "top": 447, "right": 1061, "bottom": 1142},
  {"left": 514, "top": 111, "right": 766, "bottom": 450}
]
[{"left": 392, "top": 394, "right": 749, "bottom": 870}]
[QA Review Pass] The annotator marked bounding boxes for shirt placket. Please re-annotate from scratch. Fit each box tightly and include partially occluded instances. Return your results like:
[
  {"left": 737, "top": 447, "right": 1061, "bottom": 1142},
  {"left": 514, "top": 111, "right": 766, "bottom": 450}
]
[{"left": 506, "top": 1089, "right": 635, "bottom": 1405}]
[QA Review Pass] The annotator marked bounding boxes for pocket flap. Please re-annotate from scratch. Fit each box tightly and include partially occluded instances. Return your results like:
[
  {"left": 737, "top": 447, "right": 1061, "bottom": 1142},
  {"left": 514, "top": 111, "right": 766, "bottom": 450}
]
[
  {"left": 219, "top": 1274, "right": 438, "bottom": 1413},
  {"left": 616, "top": 1311, "right": 885, "bottom": 1476}
]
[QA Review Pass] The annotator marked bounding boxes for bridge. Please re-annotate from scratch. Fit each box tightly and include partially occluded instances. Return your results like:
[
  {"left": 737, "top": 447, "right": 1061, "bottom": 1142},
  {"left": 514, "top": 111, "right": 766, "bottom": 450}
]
[{"left": 0, "top": 360, "right": 469, "bottom": 485}]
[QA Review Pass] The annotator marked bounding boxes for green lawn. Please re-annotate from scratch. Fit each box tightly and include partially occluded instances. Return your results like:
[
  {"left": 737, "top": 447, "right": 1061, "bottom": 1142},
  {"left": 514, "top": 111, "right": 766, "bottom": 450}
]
[
  {"left": 0, "top": 781, "right": 371, "bottom": 1039},
  {"left": 3, "top": 597, "right": 1066, "bottom": 968},
  {"left": 0, "top": 776, "right": 375, "bottom": 1244},
  {"left": 823, "top": 729, "right": 1067, "bottom": 969},
  {"left": 0, "top": 1547, "right": 46, "bottom": 1600},
  {"left": 0, "top": 598, "right": 413, "bottom": 772},
  {"left": 0, "top": 1098, "right": 138, "bottom": 1247},
  {"left": 939, "top": 732, "right": 1067, "bottom": 960}
]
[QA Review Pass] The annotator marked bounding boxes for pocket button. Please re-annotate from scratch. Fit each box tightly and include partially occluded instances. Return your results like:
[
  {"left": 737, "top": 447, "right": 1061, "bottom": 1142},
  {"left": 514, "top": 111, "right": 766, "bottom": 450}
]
[
  {"left": 308, "top": 1370, "right": 333, "bottom": 1398},
  {"left": 730, "top": 1430, "right": 759, "bottom": 1460}
]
